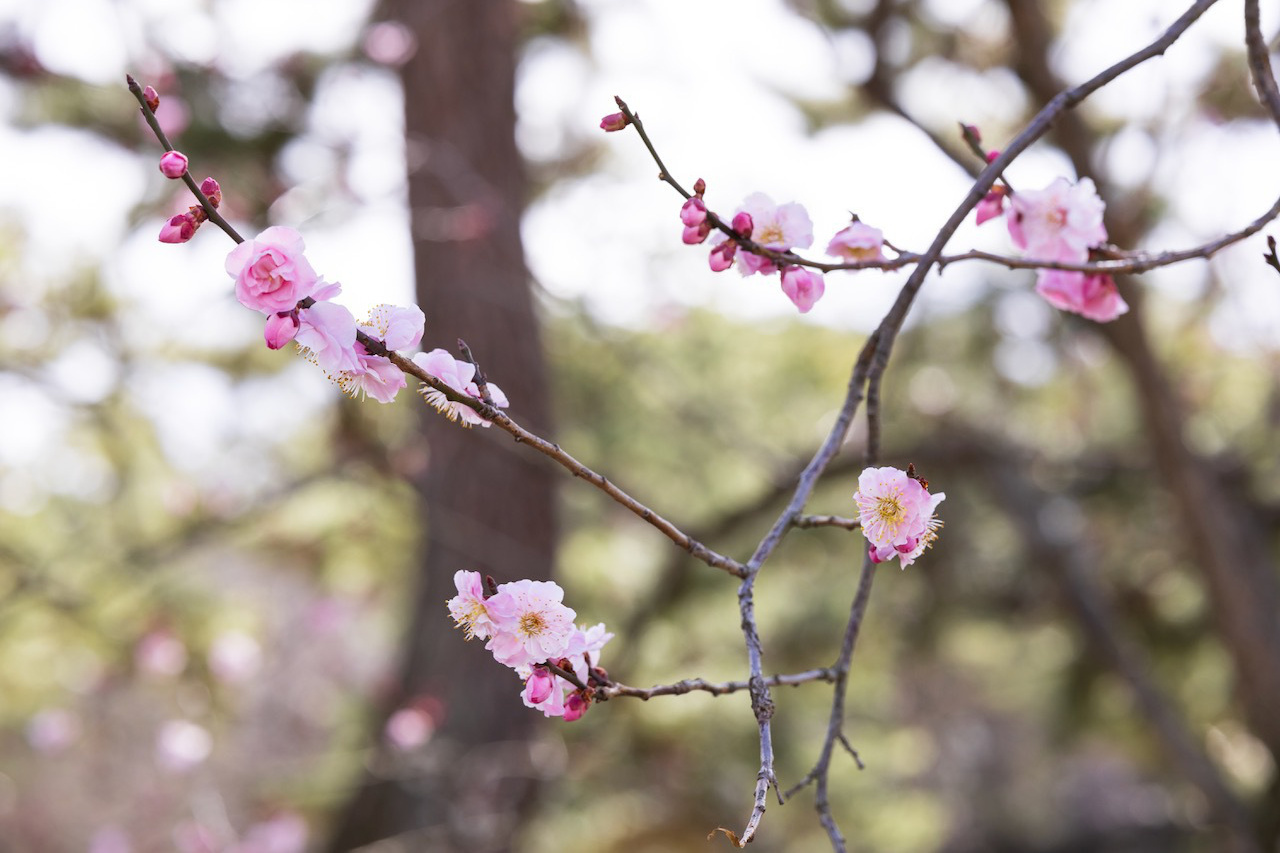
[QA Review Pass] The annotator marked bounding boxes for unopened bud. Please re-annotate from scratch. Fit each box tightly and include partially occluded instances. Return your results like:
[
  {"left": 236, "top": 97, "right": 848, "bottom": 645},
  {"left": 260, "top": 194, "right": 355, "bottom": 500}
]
[
  {"left": 158, "top": 211, "right": 200, "bottom": 244},
  {"left": 731, "top": 212, "right": 753, "bottom": 238},
  {"left": 679, "top": 197, "right": 707, "bottom": 227},
  {"left": 692, "top": 178, "right": 706, "bottom": 197},
  {"left": 264, "top": 310, "right": 301, "bottom": 350},
  {"left": 708, "top": 240, "right": 737, "bottom": 272},
  {"left": 563, "top": 691, "right": 590, "bottom": 722},
  {"left": 199, "top": 177, "right": 221, "bottom": 207},
  {"left": 682, "top": 221, "right": 712, "bottom": 245},
  {"left": 159, "top": 150, "right": 188, "bottom": 179},
  {"left": 599, "top": 111, "right": 629, "bottom": 132},
  {"left": 143, "top": 85, "right": 160, "bottom": 113}
]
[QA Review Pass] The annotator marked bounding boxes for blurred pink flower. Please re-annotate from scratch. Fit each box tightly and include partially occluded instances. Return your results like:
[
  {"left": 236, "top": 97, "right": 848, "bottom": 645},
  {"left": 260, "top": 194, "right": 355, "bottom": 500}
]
[
  {"left": 826, "top": 221, "right": 884, "bottom": 262},
  {"left": 780, "top": 266, "right": 825, "bottom": 313},
  {"left": 385, "top": 707, "right": 435, "bottom": 751},
  {"left": 25, "top": 708, "right": 80, "bottom": 753},
  {"left": 208, "top": 631, "right": 263, "bottom": 683},
  {"left": 136, "top": 629, "right": 187, "bottom": 677},
  {"left": 1035, "top": 270, "right": 1129, "bottom": 323},
  {"left": 1008, "top": 177, "right": 1106, "bottom": 262},
  {"left": 156, "top": 719, "right": 212, "bottom": 772}
]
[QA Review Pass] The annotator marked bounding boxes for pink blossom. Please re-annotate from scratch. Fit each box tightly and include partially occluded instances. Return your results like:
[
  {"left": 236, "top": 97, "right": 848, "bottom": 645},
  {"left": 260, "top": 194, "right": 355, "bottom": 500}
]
[
  {"left": 732, "top": 193, "right": 813, "bottom": 277},
  {"left": 333, "top": 304, "right": 425, "bottom": 403},
  {"left": 295, "top": 300, "right": 360, "bottom": 374},
  {"left": 264, "top": 311, "right": 300, "bottom": 349},
  {"left": 708, "top": 238, "right": 737, "bottom": 272},
  {"left": 447, "top": 569, "right": 497, "bottom": 640},
  {"left": 225, "top": 226, "right": 321, "bottom": 314},
  {"left": 682, "top": 222, "right": 712, "bottom": 245},
  {"left": 975, "top": 187, "right": 1007, "bottom": 225},
  {"left": 159, "top": 210, "right": 201, "bottom": 243},
  {"left": 484, "top": 579, "right": 577, "bottom": 669},
  {"left": 523, "top": 666, "right": 556, "bottom": 705},
  {"left": 853, "top": 466, "right": 945, "bottom": 568},
  {"left": 1007, "top": 177, "right": 1107, "bottom": 262},
  {"left": 780, "top": 266, "right": 825, "bottom": 313},
  {"left": 826, "top": 221, "right": 884, "bottom": 262},
  {"left": 413, "top": 348, "right": 509, "bottom": 427},
  {"left": 562, "top": 692, "right": 590, "bottom": 722},
  {"left": 159, "top": 150, "right": 188, "bottom": 179},
  {"left": 521, "top": 622, "right": 613, "bottom": 719},
  {"left": 1035, "top": 270, "right": 1129, "bottom": 323},
  {"left": 680, "top": 197, "right": 707, "bottom": 227},
  {"left": 599, "top": 112, "right": 629, "bottom": 132}
]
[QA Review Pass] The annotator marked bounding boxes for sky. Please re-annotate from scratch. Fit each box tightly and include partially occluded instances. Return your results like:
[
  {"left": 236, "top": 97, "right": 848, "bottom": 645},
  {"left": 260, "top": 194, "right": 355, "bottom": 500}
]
[{"left": 1, "top": 0, "right": 1278, "bottom": 504}]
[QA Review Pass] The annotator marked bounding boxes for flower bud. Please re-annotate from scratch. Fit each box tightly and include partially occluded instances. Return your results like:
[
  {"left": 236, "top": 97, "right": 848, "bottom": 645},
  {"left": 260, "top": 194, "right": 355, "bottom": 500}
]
[
  {"left": 681, "top": 221, "right": 712, "bottom": 245},
  {"left": 708, "top": 240, "right": 737, "bottom": 272},
  {"left": 563, "top": 691, "right": 590, "bottom": 722},
  {"left": 599, "top": 111, "right": 629, "bottom": 132},
  {"left": 143, "top": 85, "right": 160, "bottom": 113},
  {"left": 159, "top": 150, "right": 189, "bottom": 179},
  {"left": 264, "top": 310, "right": 301, "bottom": 349},
  {"left": 158, "top": 211, "right": 199, "bottom": 244},
  {"left": 679, "top": 197, "right": 707, "bottom": 227},
  {"left": 731, "top": 212, "right": 753, "bottom": 238},
  {"left": 199, "top": 177, "right": 222, "bottom": 207},
  {"left": 525, "top": 667, "right": 555, "bottom": 705},
  {"left": 692, "top": 177, "right": 706, "bottom": 197}
]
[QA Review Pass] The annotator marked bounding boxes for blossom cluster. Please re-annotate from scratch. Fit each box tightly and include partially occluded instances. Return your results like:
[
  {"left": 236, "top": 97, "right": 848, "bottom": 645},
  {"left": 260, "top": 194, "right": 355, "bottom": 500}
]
[
  {"left": 980, "top": 173, "right": 1128, "bottom": 323},
  {"left": 673, "top": 182, "right": 886, "bottom": 315},
  {"left": 853, "top": 465, "right": 945, "bottom": 568},
  {"left": 447, "top": 571, "right": 612, "bottom": 721}
]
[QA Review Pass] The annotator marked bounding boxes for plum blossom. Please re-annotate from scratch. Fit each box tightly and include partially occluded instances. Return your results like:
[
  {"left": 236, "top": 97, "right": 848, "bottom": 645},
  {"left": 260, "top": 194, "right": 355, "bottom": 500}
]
[
  {"left": 1035, "top": 270, "right": 1129, "bottom": 323},
  {"left": 413, "top": 348, "right": 509, "bottom": 427},
  {"left": 484, "top": 579, "right": 577, "bottom": 668},
  {"left": 1007, "top": 177, "right": 1106, "bottom": 262},
  {"left": 975, "top": 187, "right": 1008, "bottom": 225},
  {"left": 853, "top": 466, "right": 945, "bottom": 568},
  {"left": 295, "top": 299, "right": 360, "bottom": 374},
  {"left": 335, "top": 304, "right": 425, "bottom": 403},
  {"left": 731, "top": 192, "right": 812, "bottom": 276},
  {"left": 521, "top": 622, "right": 613, "bottom": 721},
  {"left": 447, "top": 569, "right": 497, "bottom": 640},
  {"left": 225, "top": 226, "right": 322, "bottom": 314},
  {"left": 780, "top": 266, "right": 825, "bottom": 313},
  {"left": 826, "top": 221, "right": 885, "bottom": 262}
]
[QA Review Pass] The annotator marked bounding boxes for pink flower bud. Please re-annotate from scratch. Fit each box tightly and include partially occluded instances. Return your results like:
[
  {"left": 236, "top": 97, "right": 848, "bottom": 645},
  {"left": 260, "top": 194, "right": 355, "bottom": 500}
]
[
  {"left": 708, "top": 240, "right": 737, "bottom": 272},
  {"left": 264, "top": 310, "right": 301, "bottom": 349},
  {"left": 731, "top": 212, "right": 753, "bottom": 237},
  {"left": 525, "top": 667, "right": 555, "bottom": 705},
  {"left": 200, "top": 177, "right": 221, "bottom": 207},
  {"left": 159, "top": 150, "right": 189, "bottom": 179},
  {"left": 974, "top": 188, "right": 1007, "bottom": 225},
  {"left": 693, "top": 178, "right": 706, "bottom": 196},
  {"left": 158, "top": 211, "right": 199, "bottom": 244},
  {"left": 680, "top": 197, "right": 707, "bottom": 227},
  {"left": 682, "top": 221, "right": 712, "bottom": 245},
  {"left": 599, "top": 111, "right": 629, "bottom": 132},
  {"left": 985, "top": 150, "right": 1001, "bottom": 164},
  {"left": 563, "top": 692, "right": 589, "bottom": 722},
  {"left": 143, "top": 85, "right": 160, "bottom": 112}
]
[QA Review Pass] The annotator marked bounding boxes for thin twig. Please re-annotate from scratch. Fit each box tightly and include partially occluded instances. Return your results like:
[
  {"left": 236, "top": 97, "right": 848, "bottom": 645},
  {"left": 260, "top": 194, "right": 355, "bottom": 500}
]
[{"left": 598, "top": 668, "right": 835, "bottom": 701}]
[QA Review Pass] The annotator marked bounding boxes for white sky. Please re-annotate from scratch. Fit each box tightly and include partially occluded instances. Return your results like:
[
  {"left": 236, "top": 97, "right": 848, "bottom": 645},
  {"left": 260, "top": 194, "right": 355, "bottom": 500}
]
[{"left": 1, "top": 0, "right": 1278, "bottom": 506}]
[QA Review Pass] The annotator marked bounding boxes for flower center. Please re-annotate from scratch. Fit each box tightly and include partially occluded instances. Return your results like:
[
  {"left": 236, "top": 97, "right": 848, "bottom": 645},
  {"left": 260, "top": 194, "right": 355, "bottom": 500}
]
[
  {"left": 519, "top": 611, "right": 547, "bottom": 637},
  {"left": 874, "top": 495, "right": 905, "bottom": 530},
  {"left": 757, "top": 223, "right": 784, "bottom": 246}
]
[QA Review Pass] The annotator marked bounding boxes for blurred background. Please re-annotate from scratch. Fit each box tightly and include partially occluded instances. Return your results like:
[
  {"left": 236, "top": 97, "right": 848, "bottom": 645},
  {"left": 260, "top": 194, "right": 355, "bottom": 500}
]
[{"left": 1, "top": 0, "right": 1279, "bottom": 850}]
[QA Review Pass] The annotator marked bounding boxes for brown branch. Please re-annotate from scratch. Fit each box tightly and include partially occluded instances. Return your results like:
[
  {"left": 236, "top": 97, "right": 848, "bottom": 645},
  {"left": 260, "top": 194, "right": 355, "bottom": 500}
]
[{"left": 598, "top": 667, "right": 835, "bottom": 701}]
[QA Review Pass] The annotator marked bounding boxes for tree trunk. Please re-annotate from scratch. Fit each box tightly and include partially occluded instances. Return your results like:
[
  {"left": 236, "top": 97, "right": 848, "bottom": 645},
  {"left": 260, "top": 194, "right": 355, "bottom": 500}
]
[{"left": 326, "top": 1, "right": 557, "bottom": 849}]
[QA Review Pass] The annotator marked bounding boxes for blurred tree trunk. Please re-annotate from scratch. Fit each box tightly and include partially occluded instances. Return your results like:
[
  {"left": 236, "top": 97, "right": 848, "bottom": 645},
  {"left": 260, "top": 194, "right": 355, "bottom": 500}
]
[{"left": 326, "top": 1, "right": 557, "bottom": 850}]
